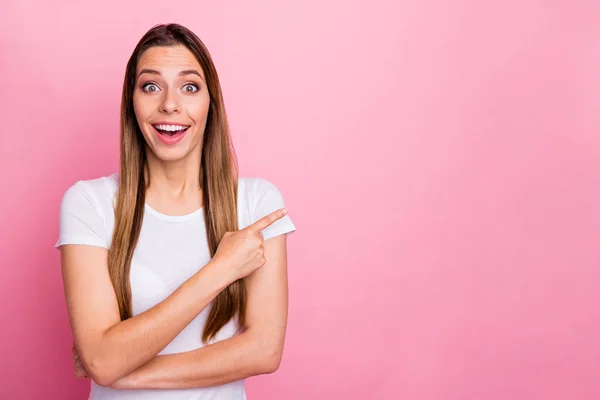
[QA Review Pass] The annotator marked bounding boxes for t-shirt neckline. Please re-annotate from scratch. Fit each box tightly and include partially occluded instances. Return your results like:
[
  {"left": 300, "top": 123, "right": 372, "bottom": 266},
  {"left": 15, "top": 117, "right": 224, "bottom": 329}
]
[
  {"left": 144, "top": 203, "right": 204, "bottom": 222},
  {"left": 108, "top": 172, "right": 205, "bottom": 222}
]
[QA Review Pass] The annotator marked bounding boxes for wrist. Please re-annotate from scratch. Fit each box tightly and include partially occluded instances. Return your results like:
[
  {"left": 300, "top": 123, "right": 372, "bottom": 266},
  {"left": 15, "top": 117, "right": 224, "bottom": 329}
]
[{"left": 200, "top": 258, "right": 233, "bottom": 292}]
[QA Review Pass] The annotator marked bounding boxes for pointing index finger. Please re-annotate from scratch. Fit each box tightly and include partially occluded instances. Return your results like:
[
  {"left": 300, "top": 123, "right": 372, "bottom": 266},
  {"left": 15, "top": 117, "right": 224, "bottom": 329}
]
[{"left": 247, "top": 208, "right": 288, "bottom": 233}]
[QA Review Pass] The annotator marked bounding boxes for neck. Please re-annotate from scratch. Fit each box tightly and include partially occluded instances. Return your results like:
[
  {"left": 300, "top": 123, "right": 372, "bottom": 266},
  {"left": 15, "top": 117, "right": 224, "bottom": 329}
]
[{"left": 143, "top": 144, "right": 202, "bottom": 202}]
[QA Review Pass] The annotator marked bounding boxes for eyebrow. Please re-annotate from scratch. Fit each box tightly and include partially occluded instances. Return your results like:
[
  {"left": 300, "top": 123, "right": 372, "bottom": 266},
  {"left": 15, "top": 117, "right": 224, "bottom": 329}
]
[{"left": 137, "top": 68, "right": 204, "bottom": 81}]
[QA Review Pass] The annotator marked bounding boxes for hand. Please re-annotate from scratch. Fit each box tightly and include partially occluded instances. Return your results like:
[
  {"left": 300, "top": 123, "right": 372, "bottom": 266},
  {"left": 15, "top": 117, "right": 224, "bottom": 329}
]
[
  {"left": 72, "top": 342, "right": 89, "bottom": 380},
  {"left": 211, "top": 208, "right": 288, "bottom": 283}
]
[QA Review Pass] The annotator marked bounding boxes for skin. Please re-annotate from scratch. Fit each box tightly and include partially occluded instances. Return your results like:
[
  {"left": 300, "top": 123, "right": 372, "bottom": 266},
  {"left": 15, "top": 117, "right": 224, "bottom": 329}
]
[
  {"left": 65, "top": 45, "right": 291, "bottom": 389},
  {"left": 134, "top": 44, "right": 211, "bottom": 213}
]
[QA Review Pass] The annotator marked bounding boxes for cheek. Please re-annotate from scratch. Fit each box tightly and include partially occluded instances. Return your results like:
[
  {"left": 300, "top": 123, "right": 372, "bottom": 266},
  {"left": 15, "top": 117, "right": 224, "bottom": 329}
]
[
  {"left": 186, "top": 94, "right": 211, "bottom": 120},
  {"left": 133, "top": 94, "right": 149, "bottom": 118},
  {"left": 132, "top": 96, "right": 157, "bottom": 136},
  {"left": 132, "top": 96, "right": 145, "bottom": 124}
]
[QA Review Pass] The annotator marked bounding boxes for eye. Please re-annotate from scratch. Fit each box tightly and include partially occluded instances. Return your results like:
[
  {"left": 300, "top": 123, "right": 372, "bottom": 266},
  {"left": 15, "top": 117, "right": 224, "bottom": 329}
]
[
  {"left": 142, "top": 83, "right": 159, "bottom": 92},
  {"left": 183, "top": 83, "right": 199, "bottom": 93}
]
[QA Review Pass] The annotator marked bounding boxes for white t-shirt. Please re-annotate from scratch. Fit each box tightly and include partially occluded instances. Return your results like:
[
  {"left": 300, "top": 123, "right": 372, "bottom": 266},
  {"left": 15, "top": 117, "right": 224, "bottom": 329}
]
[{"left": 55, "top": 172, "right": 296, "bottom": 400}]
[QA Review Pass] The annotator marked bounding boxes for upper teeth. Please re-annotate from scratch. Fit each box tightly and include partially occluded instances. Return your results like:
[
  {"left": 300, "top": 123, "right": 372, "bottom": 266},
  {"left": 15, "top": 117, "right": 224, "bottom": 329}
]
[{"left": 154, "top": 124, "right": 188, "bottom": 131}]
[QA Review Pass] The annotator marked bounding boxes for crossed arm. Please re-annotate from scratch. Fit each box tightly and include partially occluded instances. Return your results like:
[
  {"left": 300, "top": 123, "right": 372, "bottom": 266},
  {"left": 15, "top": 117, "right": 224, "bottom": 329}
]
[
  {"left": 111, "top": 234, "right": 289, "bottom": 389},
  {"left": 65, "top": 234, "right": 289, "bottom": 389}
]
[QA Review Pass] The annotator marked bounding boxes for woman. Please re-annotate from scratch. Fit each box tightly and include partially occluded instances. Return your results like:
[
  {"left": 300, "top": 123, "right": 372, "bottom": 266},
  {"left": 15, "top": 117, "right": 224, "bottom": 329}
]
[{"left": 56, "top": 23, "right": 296, "bottom": 399}]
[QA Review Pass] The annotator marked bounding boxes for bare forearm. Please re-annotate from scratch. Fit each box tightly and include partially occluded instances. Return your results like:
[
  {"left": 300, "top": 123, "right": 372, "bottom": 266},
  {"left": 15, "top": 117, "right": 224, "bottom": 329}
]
[
  {"left": 90, "top": 262, "right": 229, "bottom": 386},
  {"left": 112, "top": 331, "right": 277, "bottom": 390}
]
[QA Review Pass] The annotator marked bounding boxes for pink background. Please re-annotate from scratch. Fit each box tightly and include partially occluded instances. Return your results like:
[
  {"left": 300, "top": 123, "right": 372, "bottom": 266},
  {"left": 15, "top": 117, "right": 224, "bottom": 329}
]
[{"left": 1, "top": 1, "right": 599, "bottom": 399}]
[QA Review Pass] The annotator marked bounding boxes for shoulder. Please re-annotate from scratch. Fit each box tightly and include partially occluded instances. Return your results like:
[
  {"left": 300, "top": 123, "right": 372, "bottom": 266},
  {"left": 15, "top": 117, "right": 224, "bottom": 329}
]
[
  {"left": 238, "top": 176, "right": 287, "bottom": 209},
  {"left": 238, "top": 176, "right": 283, "bottom": 197},
  {"left": 237, "top": 176, "right": 295, "bottom": 240},
  {"left": 59, "top": 172, "right": 119, "bottom": 219},
  {"left": 56, "top": 173, "right": 118, "bottom": 249},
  {"left": 62, "top": 172, "right": 118, "bottom": 196}
]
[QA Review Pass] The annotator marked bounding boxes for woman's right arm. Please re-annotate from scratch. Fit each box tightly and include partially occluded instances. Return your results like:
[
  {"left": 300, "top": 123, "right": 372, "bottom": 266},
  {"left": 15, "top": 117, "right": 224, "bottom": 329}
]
[{"left": 60, "top": 244, "right": 230, "bottom": 388}]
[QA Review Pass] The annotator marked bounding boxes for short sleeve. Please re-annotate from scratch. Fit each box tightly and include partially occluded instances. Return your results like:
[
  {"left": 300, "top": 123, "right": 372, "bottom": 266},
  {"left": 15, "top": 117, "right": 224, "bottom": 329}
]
[
  {"left": 251, "top": 178, "right": 296, "bottom": 241},
  {"left": 55, "top": 181, "right": 108, "bottom": 249}
]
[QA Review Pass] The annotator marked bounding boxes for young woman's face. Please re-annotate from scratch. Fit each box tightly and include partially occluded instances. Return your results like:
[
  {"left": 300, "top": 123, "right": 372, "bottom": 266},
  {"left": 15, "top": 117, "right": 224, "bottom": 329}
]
[{"left": 133, "top": 45, "right": 210, "bottom": 162}]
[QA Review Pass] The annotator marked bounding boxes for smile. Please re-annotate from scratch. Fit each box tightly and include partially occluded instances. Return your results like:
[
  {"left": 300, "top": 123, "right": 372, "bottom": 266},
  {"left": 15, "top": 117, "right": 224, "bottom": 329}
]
[
  {"left": 151, "top": 124, "right": 190, "bottom": 145},
  {"left": 152, "top": 123, "right": 190, "bottom": 134}
]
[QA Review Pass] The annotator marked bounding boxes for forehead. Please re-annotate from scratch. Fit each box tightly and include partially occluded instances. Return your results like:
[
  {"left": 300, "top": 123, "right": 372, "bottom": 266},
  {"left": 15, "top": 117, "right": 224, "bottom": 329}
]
[{"left": 137, "top": 45, "right": 204, "bottom": 78}]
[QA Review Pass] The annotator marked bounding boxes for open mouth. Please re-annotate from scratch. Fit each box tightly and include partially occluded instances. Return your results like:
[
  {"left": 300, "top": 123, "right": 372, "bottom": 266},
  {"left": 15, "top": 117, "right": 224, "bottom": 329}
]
[
  {"left": 152, "top": 124, "right": 190, "bottom": 136},
  {"left": 151, "top": 123, "right": 191, "bottom": 145}
]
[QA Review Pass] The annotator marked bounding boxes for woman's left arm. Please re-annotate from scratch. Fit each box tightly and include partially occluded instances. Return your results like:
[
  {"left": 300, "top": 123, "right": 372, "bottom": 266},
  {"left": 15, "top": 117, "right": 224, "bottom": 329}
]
[{"left": 110, "top": 234, "right": 289, "bottom": 390}]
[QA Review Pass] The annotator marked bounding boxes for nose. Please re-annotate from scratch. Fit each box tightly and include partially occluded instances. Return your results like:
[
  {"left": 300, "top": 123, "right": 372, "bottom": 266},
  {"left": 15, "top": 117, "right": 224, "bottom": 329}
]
[{"left": 159, "top": 88, "right": 180, "bottom": 113}]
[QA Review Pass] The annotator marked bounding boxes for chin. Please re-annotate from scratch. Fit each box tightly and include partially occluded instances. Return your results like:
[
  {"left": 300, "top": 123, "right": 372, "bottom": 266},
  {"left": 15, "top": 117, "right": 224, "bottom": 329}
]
[
  {"left": 150, "top": 144, "right": 190, "bottom": 161},
  {"left": 149, "top": 139, "right": 202, "bottom": 163},
  {"left": 154, "top": 150, "right": 188, "bottom": 162}
]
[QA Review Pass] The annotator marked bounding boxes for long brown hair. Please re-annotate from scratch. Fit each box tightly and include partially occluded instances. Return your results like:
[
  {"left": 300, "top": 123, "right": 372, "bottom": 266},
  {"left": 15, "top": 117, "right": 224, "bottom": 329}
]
[{"left": 107, "top": 23, "right": 245, "bottom": 344}]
